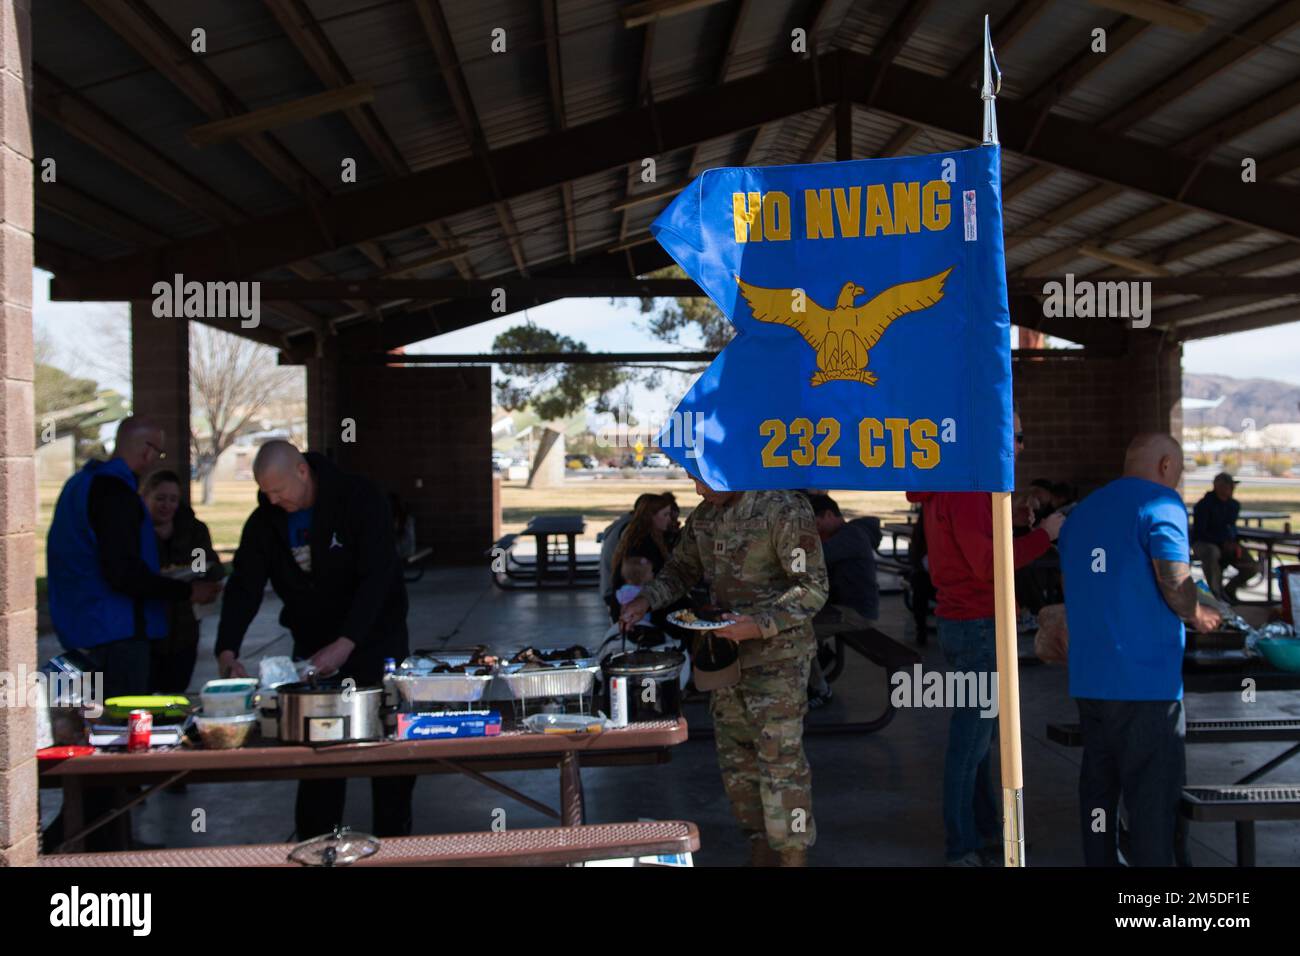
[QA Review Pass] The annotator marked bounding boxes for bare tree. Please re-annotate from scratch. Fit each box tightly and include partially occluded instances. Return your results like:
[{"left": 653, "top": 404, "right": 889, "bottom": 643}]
[{"left": 189, "top": 324, "right": 300, "bottom": 504}]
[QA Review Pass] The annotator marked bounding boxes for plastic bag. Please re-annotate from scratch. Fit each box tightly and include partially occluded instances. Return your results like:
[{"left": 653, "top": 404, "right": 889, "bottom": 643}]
[{"left": 259, "top": 655, "right": 301, "bottom": 689}]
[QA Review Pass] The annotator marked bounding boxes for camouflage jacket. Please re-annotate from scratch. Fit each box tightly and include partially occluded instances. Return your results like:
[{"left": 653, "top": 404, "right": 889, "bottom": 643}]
[{"left": 641, "top": 490, "right": 829, "bottom": 667}]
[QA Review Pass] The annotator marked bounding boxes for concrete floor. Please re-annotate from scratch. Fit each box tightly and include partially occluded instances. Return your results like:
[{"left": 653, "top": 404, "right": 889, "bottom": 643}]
[{"left": 38, "top": 566, "right": 1300, "bottom": 866}]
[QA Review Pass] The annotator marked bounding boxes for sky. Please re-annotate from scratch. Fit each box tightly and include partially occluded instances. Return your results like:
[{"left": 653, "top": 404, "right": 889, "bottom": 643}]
[{"left": 31, "top": 267, "right": 1300, "bottom": 419}]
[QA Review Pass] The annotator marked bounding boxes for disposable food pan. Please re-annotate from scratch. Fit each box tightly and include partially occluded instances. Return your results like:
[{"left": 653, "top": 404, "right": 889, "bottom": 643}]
[
  {"left": 391, "top": 672, "right": 495, "bottom": 704},
  {"left": 498, "top": 662, "right": 600, "bottom": 701}
]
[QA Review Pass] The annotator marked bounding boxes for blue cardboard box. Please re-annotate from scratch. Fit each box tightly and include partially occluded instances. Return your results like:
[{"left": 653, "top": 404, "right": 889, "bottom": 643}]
[{"left": 396, "top": 710, "right": 502, "bottom": 740}]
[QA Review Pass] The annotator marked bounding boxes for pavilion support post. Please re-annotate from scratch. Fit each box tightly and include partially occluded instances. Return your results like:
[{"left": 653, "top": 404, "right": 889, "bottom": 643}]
[
  {"left": 130, "top": 301, "right": 192, "bottom": 501},
  {"left": 0, "top": 0, "right": 38, "bottom": 867},
  {"left": 305, "top": 338, "right": 341, "bottom": 459}
]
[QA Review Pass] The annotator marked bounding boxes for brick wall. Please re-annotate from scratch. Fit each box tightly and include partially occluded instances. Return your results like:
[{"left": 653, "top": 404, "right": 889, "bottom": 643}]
[
  {"left": 0, "top": 0, "right": 34, "bottom": 867},
  {"left": 332, "top": 365, "right": 493, "bottom": 565},
  {"left": 130, "top": 301, "right": 191, "bottom": 500},
  {"left": 1014, "top": 337, "right": 1183, "bottom": 495}
]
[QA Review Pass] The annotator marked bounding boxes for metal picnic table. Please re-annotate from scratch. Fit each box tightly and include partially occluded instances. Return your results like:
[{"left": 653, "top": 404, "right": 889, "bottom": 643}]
[
  {"left": 39, "top": 717, "right": 689, "bottom": 854},
  {"left": 1233, "top": 527, "right": 1300, "bottom": 604},
  {"left": 490, "top": 514, "right": 599, "bottom": 589}
]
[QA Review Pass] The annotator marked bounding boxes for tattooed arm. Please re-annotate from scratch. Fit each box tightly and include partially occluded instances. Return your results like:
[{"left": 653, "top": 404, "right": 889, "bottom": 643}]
[{"left": 1152, "top": 559, "right": 1221, "bottom": 632}]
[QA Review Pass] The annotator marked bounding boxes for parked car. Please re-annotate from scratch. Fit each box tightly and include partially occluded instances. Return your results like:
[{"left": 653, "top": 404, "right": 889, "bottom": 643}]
[
  {"left": 491, "top": 451, "right": 512, "bottom": 471},
  {"left": 644, "top": 452, "right": 671, "bottom": 468},
  {"left": 565, "top": 453, "right": 596, "bottom": 469}
]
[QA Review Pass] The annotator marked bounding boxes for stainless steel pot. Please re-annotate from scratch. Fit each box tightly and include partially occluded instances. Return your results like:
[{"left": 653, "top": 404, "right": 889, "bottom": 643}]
[{"left": 276, "top": 681, "right": 385, "bottom": 743}]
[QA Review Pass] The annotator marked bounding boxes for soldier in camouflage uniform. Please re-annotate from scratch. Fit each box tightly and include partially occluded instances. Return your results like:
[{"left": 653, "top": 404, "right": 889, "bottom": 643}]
[{"left": 620, "top": 480, "right": 828, "bottom": 866}]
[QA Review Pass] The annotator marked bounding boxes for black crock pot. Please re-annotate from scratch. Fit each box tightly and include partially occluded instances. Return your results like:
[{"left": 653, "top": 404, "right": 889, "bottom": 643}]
[{"left": 602, "top": 650, "right": 686, "bottom": 721}]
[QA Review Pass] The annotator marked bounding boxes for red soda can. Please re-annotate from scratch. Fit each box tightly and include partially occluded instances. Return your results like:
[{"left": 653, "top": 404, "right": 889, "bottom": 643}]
[{"left": 127, "top": 709, "right": 153, "bottom": 752}]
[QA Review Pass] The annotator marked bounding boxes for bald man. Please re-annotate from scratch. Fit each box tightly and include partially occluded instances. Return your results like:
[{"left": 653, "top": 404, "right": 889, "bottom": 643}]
[
  {"left": 1058, "top": 433, "right": 1220, "bottom": 867},
  {"left": 216, "top": 441, "right": 414, "bottom": 838},
  {"left": 48, "top": 416, "right": 222, "bottom": 673},
  {"left": 45, "top": 416, "right": 221, "bottom": 851}
]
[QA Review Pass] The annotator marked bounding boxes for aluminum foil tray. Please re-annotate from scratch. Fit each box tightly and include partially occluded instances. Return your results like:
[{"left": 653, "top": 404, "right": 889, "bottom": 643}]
[
  {"left": 498, "top": 662, "right": 600, "bottom": 701},
  {"left": 392, "top": 672, "right": 495, "bottom": 704}
]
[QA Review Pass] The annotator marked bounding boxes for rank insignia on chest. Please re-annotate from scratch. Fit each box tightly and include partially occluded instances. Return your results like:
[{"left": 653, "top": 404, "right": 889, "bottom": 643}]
[{"left": 714, "top": 540, "right": 726, "bottom": 555}]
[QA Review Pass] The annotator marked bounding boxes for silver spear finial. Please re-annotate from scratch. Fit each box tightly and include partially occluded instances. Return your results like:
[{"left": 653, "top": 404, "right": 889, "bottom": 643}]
[{"left": 981, "top": 14, "right": 1002, "bottom": 146}]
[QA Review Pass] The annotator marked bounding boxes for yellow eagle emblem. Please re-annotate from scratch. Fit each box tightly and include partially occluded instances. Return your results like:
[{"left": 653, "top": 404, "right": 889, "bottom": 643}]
[{"left": 736, "top": 267, "right": 954, "bottom": 386}]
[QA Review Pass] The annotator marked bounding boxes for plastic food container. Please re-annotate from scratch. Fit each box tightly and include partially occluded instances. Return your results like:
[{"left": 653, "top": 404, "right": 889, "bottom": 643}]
[
  {"left": 1257, "top": 637, "right": 1300, "bottom": 673},
  {"left": 195, "top": 712, "right": 256, "bottom": 749},
  {"left": 200, "top": 679, "right": 258, "bottom": 717},
  {"left": 103, "top": 695, "right": 192, "bottom": 721}
]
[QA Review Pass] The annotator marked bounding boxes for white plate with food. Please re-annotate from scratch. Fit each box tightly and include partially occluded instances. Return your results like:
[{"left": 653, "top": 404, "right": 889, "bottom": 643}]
[{"left": 667, "top": 609, "right": 734, "bottom": 631}]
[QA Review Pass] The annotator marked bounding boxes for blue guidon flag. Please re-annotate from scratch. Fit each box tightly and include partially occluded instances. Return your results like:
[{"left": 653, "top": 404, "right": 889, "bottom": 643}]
[{"left": 650, "top": 144, "right": 1013, "bottom": 492}]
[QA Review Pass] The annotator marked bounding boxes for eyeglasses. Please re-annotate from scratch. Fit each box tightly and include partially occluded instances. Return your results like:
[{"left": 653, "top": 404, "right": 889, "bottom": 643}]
[{"left": 145, "top": 441, "right": 167, "bottom": 460}]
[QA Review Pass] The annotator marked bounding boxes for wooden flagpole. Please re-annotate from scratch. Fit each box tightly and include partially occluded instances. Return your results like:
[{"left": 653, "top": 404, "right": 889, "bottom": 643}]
[{"left": 981, "top": 14, "right": 1026, "bottom": 868}]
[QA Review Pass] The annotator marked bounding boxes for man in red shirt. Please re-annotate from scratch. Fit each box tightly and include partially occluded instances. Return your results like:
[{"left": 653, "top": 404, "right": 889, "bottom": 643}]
[{"left": 907, "top": 415, "right": 1064, "bottom": 865}]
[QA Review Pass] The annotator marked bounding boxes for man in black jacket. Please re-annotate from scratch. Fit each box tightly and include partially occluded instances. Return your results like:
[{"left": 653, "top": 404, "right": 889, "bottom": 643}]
[
  {"left": 1192, "top": 472, "right": 1260, "bottom": 602},
  {"left": 216, "top": 441, "right": 414, "bottom": 838}
]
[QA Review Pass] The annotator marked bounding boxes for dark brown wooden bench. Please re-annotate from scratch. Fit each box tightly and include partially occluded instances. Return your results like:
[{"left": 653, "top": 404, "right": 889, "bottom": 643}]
[{"left": 38, "top": 820, "right": 700, "bottom": 868}]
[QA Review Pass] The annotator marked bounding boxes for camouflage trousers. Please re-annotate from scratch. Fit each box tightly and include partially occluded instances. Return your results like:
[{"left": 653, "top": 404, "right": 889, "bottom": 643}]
[{"left": 710, "top": 653, "right": 816, "bottom": 850}]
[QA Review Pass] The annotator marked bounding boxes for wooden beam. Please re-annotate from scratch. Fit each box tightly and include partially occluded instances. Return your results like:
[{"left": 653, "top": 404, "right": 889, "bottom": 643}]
[
  {"left": 1173, "top": 302, "right": 1300, "bottom": 340},
  {"left": 83, "top": 0, "right": 327, "bottom": 201},
  {"left": 880, "top": 0, "right": 1051, "bottom": 157},
  {"left": 1100, "top": 0, "right": 1300, "bottom": 133},
  {"left": 1076, "top": 244, "right": 1172, "bottom": 276},
  {"left": 34, "top": 66, "right": 246, "bottom": 225},
  {"left": 541, "top": 0, "right": 577, "bottom": 264},
  {"left": 610, "top": 181, "right": 686, "bottom": 213},
  {"left": 37, "top": 183, "right": 163, "bottom": 248},
  {"left": 186, "top": 84, "right": 375, "bottom": 147},
  {"left": 1088, "top": 0, "right": 1210, "bottom": 33},
  {"left": 56, "top": 49, "right": 1300, "bottom": 297},
  {"left": 621, "top": 0, "right": 728, "bottom": 29},
  {"left": 414, "top": 0, "right": 528, "bottom": 276},
  {"left": 263, "top": 0, "right": 470, "bottom": 277}
]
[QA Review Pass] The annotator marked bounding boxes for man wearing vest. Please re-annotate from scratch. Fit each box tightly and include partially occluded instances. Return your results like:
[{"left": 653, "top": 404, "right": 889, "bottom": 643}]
[
  {"left": 45, "top": 416, "right": 223, "bottom": 850},
  {"left": 215, "top": 441, "right": 415, "bottom": 839}
]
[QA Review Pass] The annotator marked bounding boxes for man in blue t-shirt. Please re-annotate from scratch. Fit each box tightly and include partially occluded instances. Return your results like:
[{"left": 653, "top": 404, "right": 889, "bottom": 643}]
[{"left": 1058, "top": 433, "right": 1220, "bottom": 867}]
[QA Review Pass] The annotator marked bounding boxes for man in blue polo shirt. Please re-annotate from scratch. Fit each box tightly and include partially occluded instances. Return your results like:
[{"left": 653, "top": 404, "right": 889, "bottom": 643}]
[{"left": 1058, "top": 433, "right": 1220, "bottom": 866}]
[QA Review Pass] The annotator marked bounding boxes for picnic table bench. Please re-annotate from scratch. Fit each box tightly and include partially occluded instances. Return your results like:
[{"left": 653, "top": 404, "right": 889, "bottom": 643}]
[
  {"left": 40, "top": 718, "right": 688, "bottom": 854},
  {"left": 1047, "top": 652, "right": 1300, "bottom": 866},
  {"left": 489, "top": 515, "right": 599, "bottom": 589},
  {"left": 819, "top": 628, "right": 922, "bottom": 734},
  {"left": 1180, "top": 785, "right": 1300, "bottom": 867},
  {"left": 38, "top": 820, "right": 700, "bottom": 868}
]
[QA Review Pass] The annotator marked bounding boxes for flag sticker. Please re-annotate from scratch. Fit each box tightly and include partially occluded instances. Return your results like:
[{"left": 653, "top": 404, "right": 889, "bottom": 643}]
[{"left": 963, "top": 190, "right": 977, "bottom": 242}]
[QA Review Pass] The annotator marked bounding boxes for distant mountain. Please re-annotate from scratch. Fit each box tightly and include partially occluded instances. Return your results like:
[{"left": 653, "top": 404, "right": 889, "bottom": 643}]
[{"left": 1183, "top": 373, "right": 1300, "bottom": 429}]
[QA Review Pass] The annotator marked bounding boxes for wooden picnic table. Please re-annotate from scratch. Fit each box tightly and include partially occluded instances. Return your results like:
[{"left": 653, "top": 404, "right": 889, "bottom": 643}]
[
  {"left": 39, "top": 717, "right": 689, "bottom": 854},
  {"left": 1234, "top": 527, "right": 1300, "bottom": 603}
]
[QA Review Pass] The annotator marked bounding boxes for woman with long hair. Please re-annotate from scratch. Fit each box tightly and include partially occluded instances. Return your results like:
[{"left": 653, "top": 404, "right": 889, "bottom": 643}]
[
  {"left": 140, "top": 470, "right": 223, "bottom": 693},
  {"left": 607, "top": 493, "right": 674, "bottom": 621}
]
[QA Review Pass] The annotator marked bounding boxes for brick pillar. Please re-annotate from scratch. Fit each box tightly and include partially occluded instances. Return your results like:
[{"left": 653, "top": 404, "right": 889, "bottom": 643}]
[
  {"left": 305, "top": 337, "right": 339, "bottom": 457},
  {"left": 1013, "top": 334, "right": 1183, "bottom": 494},
  {"left": 0, "top": 0, "right": 36, "bottom": 867},
  {"left": 130, "top": 301, "right": 191, "bottom": 500}
]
